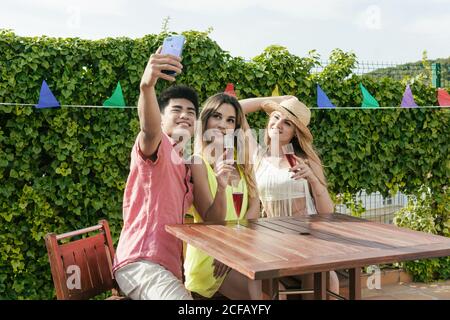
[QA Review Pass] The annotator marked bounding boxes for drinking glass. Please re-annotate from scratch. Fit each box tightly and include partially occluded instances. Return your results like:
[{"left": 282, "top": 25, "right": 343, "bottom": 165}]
[
  {"left": 282, "top": 143, "right": 297, "bottom": 168},
  {"left": 231, "top": 179, "right": 243, "bottom": 229},
  {"left": 224, "top": 134, "right": 235, "bottom": 165}
]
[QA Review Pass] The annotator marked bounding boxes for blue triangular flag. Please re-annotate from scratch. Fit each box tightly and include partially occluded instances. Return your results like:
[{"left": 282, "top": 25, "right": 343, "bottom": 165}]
[
  {"left": 35, "top": 80, "right": 60, "bottom": 109},
  {"left": 317, "top": 84, "right": 336, "bottom": 108}
]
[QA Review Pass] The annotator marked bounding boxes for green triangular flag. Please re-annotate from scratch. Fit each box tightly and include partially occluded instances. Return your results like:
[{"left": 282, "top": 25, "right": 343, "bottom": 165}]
[
  {"left": 359, "top": 83, "right": 379, "bottom": 108},
  {"left": 103, "top": 81, "right": 126, "bottom": 108}
]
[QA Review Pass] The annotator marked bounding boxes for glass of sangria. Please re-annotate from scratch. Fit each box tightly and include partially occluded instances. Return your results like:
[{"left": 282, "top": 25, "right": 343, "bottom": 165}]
[
  {"left": 282, "top": 143, "right": 297, "bottom": 169},
  {"left": 231, "top": 179, "right": 243, "bottom": 229}
]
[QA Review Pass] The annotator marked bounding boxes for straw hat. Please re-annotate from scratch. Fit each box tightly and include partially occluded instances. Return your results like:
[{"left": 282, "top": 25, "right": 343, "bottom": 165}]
[{"left": 261, "top": 97, "right": 311, "bottom": 134}]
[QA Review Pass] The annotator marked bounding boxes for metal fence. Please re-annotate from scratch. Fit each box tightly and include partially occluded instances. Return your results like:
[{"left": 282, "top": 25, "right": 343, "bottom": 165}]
[
  {"left": 312, "top": 60, "right": 449, "bottom": 88},
  {"left": 335, "top": 191, "right": 411, "bottom": 224}
]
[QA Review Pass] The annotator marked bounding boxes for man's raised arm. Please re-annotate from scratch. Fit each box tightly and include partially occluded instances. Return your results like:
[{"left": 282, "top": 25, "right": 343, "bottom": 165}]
[{"left": 138, "top": 47, "right": 183, "bottom": 158}]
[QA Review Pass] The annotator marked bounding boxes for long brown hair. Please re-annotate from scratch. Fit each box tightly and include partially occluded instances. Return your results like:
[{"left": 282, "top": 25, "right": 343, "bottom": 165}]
[{"left": 195, "top": 93, "right": 257, "bottom": 197}]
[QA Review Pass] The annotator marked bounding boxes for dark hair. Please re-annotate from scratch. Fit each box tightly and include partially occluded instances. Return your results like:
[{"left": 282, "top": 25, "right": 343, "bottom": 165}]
[{"left": 157, "top": 85, "right": 199, "bottom": 118}]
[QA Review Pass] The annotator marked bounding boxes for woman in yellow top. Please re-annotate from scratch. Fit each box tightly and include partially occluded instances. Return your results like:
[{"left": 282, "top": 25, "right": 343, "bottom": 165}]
[{"left": 184, "top": 93, "right": 260, "bottom": 299}]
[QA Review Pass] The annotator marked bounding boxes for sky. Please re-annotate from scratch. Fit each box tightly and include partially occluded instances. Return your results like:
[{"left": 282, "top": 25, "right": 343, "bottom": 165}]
[{"left": 1, "top": 0, "right": 449, "bottom": 63}]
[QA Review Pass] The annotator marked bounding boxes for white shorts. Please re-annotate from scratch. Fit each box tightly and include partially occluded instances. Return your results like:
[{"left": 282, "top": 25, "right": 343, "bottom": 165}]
[{"left": 114, "top": 260, "right": 193, "bottom": 300}]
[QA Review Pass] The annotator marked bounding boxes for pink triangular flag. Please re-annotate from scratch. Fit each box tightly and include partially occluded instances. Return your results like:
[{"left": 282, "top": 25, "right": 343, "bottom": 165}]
[
  {"left": 437, "top": 88, "right": 450, "bottom": 106},
  {"left": 401, "top": 85, "right": 418, "bottom": 108},
  {"left": 224, "top": 83, "right": 237, "bottom": 97}
]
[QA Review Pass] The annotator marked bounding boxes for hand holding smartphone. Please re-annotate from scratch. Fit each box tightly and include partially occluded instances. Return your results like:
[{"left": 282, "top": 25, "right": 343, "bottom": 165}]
[{"left": 161, "top": 35, "right": 185, "bottom": 76}]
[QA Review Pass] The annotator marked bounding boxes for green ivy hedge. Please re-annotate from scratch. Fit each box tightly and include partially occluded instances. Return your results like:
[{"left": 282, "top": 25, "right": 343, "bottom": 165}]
[
  {"left": 0, "top": 29, "right": 449, "bottom": 299},
  {"left": 394, "top": 188, "right": 450, "bottom": 282}
]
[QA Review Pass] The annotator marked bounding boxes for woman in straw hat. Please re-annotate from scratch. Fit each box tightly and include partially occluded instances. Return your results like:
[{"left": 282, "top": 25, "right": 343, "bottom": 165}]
[{"left": 240, "top": 95, "right": 339, "bottom": 299}]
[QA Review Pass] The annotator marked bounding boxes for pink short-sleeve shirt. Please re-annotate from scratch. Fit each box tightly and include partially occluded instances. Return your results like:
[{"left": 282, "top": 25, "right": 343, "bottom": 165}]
[{"left": 113, "top": 133, "right": 193, "bottom": 279}]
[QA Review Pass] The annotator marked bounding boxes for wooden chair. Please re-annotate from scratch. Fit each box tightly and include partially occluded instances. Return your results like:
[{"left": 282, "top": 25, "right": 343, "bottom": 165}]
[{"left": 45, "top": 219, "right": 126, "bottom": 300}]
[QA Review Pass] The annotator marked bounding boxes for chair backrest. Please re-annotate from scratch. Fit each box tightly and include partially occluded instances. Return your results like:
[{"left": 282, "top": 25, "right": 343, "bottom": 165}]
[{"left": 45, "top": 219, "right": 118, "bottom": 300}]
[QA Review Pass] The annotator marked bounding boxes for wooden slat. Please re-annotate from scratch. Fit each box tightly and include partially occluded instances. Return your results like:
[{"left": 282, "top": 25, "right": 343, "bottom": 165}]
[
  {"left": 287, "top": 215, "right": 416, "bottom": 248},
  {"left": 93, "top": 241, "right": 114, "bottom": 289},
  {"left": 320, "top": 216, "right": 436, "bottom": 245},
  {"left": 250, "top": 241, "right": 450, "bottom": 279},
  {"left": 83, "top": 242, "right": 103, "bottom": 291},
  {"left": 321, "top": 214, "right": 442, "bottom": 243},
  {"left": 56, "top": 224, "right": 103, "bottom": 240},
  {"left": 83, "top": 235, "right": 113, "bottom": 292},
  {"left": 253, "top": 220, "right": 373, "bottom": 255},
  {"left": 206, "top": 224, "right": 310, "bottom": 260},
  {"left": 263, "top": 219, "right": 312, "bottom": 234},
  {"left": 281, "top": 215, "right": 442, "bottom": 249},
  {"left": 251, "top": 220, "right": 308, "bottom": 234},
  {"left": 247, "top": 222, "right": 359, "bottom": 257},
  {"left": 242, "top": 224, "right": 316, "bottom": 258},
  {"left": 59, "top": 234, "right": 104, "bottom": 254},
  {"left": 192, "top": 225, "right": 281, "bottom": 262},
  {"left": 261, "top": 278, "right": 279, "bottom": 300},
  {"left": 315, "top": 220, "right": 414, "bottom": 247},
  {"left": 349, "top": 268, "right": 361, "bottom": 300},
  {"left": 270, "top": 218, "right": 397, "bottom": 250},
  {"left": 72, "top": 245, "right": 95, "bottom": 297},
  {"left": 45, "top": 234, "right": 68, "bottom": 299},
  {"left": 303, "top": 220, "right": 402, "bottom": 249},
  {"left": 314, "top": 272, "right": 327, "bottom": 300}
]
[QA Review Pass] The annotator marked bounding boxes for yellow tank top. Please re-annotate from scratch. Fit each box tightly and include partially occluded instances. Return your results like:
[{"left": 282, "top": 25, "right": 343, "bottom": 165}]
[{"left": 184, "top": 156, "right": 248, "bottom": 298}]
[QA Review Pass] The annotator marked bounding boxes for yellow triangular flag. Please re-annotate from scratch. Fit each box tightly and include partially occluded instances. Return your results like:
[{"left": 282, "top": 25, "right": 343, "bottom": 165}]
[{"left": 272, "top": 85, "right": 280, "bottom": 96}]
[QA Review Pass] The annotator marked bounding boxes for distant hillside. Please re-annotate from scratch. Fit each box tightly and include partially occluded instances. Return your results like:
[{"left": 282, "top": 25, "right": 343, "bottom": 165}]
[{"left": 365, "top": 57, "right": 450, "bottom": 87}]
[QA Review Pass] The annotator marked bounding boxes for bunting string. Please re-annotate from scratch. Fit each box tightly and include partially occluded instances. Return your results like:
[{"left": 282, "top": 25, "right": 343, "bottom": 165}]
[
  {"left": 0, "top": 102, "right": 447, "bottom": 110},
  {"left": 0, "top": 80, "right": 448, "bottom": 111},
  {"left": 0, "top": 102, "right": 137, "bottom": 109}
]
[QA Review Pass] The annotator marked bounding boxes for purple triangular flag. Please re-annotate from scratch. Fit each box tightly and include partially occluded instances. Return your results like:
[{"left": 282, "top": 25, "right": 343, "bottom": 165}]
[
  {"left": 401, "top": 85, "right": 418, "bottom": 108},
  {"left": 317, "top": 84, "right": 336, "bottom": 108},
  {"left": 35, "top": 80, "right": 60, "bottom": 109}
]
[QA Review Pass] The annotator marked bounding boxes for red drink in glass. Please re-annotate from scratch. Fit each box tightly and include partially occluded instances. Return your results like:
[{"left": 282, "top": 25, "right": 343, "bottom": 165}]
[
  {"left": 285, "top": 153, "right": 297, "bottom": 168},
  {"left": 232, "top": 192, "right": 243, "bottom": 217}
]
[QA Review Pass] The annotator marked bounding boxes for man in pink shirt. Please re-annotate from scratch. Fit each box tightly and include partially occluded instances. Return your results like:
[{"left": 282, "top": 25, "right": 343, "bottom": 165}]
[{"left": 113, "top": 47, "right": 198, "bottom": 300}]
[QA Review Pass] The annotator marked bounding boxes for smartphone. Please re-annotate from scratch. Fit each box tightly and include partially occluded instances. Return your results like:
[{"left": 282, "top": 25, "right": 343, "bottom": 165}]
[{"left": 161, "top": 35, "right": 185, "bottom": 76}]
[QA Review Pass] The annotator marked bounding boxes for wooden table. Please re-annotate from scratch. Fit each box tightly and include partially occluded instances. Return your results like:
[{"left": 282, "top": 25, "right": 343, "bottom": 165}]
[{"left": 166, "top": 214, "right": 450, "bottom": 300}]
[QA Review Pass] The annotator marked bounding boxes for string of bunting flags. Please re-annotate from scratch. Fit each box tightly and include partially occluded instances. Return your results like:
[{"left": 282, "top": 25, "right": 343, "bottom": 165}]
[
  {"left": 225, "top": 82, "right": 450, "bottom": 109},
  {"left": 1, "top": 79, "right": 449, "bottom": 109},
  {"left": 35, "top": 80, "right": 127, "bottom": 109}
]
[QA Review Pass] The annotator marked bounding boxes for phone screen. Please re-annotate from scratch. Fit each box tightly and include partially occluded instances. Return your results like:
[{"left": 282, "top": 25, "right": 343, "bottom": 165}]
[{"left": 161, "top": 35, "right": 185, "bottom": 75}]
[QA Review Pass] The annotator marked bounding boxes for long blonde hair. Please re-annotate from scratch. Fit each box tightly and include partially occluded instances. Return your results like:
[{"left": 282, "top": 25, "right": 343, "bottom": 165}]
[
  {"left": 259, "top": 113, "right": 328, "bottom": 187},
  {"left": 195, "top": 93, "right": 257, "bottom": 198}
]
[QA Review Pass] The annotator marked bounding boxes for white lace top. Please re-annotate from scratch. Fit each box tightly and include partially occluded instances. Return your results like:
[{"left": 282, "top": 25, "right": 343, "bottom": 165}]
[{"left": 255, "top": 156, "right": 317, "bottom": 217}]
